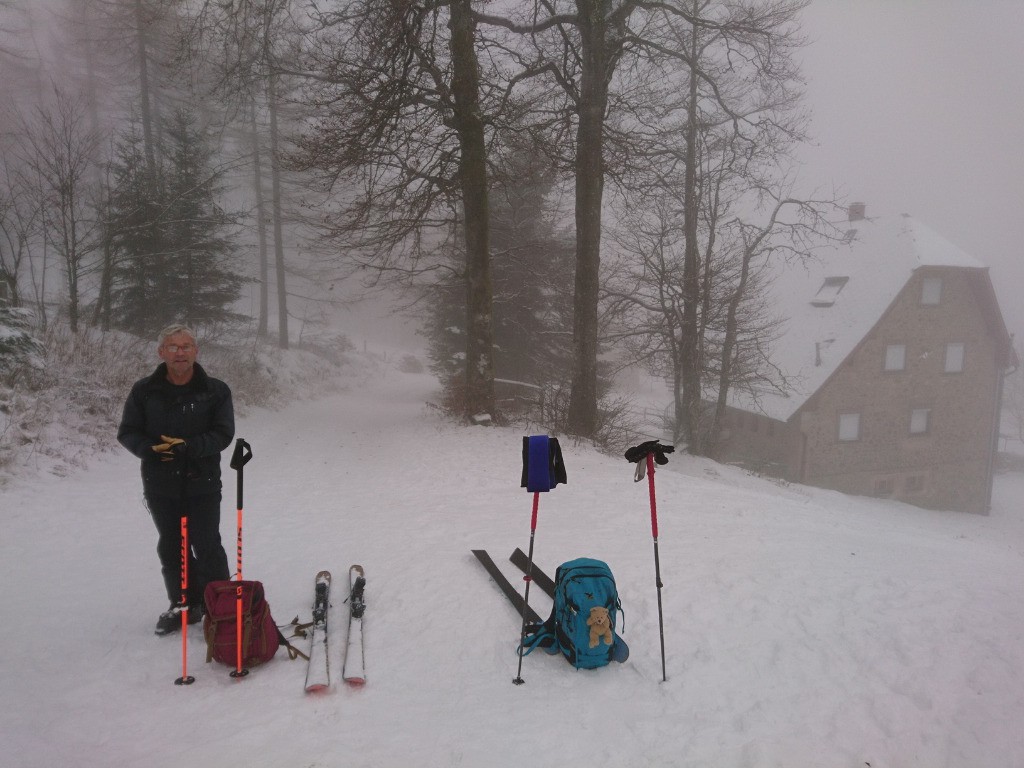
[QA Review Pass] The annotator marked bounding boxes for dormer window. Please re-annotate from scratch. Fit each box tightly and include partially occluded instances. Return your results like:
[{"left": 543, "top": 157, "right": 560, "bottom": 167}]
[
  {"left": 920, "top": 277, "right": 942, "bottom": 305},
  {"left": 812, "top": 276, "right": 849, "bottom": 307}
]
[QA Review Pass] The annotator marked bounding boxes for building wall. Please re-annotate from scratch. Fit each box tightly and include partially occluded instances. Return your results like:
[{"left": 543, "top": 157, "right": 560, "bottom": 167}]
[
  {"left": 715, "top": 407, "right": 795, "bottom": 477},
  {"left": 793, "top": 268, "right": 1001, "bottom": 513}
]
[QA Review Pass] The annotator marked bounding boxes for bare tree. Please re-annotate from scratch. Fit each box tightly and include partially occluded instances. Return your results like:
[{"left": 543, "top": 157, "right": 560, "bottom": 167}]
[
  {"left": 70, "top": 0, "right": 183, "bottom": 171},
  {"left": 17, "top": 89, "right": 103, "bottom": 334},
  {"left": 0, "top": 148, "right": 40, "bottom": 309},
  {"left": 294, "top": 0, "right": 499, "bottom": 418},
  {"left": 1001, "top": 344, "right": 1024, "bottom": 447},
  {"left": 0, "top": 151, "right": 41, "bottom": 308},
  {"left": 473, "top": 0, "right": 644, "bottom": 439},
  {"left": 602, "top": 0, "right": 842, "bottom": 454},
  {"left": 179, "top": 0, "right": 305, "bottom": 347}
]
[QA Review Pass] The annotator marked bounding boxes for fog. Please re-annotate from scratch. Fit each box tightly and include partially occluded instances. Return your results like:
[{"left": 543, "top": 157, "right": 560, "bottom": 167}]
[
  {"left": 799, "top": 0, "right": 1024, "bottom": 340},
  {"left": 2, "top": 0, "right": 1021, "bottom": 345}
]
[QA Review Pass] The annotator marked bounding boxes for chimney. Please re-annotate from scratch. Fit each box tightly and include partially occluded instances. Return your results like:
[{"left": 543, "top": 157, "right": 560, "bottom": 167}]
[{"left": 848, "top": 202, "right": 866, "bottom": 222}]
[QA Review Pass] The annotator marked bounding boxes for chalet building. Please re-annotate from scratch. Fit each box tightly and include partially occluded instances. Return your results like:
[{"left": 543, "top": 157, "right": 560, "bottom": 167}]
[{"left": 717, "top": 204, "right": 1016, "bottom": 514}]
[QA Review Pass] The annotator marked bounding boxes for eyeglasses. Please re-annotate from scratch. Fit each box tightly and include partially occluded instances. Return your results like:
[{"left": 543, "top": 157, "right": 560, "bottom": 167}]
[{"left": 163, "top": 344, "right": 195, "bottom": 353}]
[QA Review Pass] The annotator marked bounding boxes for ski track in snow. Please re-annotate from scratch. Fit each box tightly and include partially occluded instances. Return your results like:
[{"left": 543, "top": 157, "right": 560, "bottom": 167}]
[{"left": 2, "top": 363, "right": 1024, "bottom": 767}]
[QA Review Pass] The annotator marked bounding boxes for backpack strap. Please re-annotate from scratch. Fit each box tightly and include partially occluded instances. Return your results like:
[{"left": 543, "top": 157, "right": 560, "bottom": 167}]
[
  {"left": 283, "top": 615, "right": 315, "bottom": 639},
  {"left": 276, "top": 627, "right": 308, "bottom": 661},
  {"left": 274, "top": 617, "right": 310, "bottom": 661},
  {"left": 518, "top": 620, "right": 558, "bottom": 658}
]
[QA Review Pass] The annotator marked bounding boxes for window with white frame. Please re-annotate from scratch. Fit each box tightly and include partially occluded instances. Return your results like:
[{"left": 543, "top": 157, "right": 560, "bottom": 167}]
[
  {"left": 920, "top": 277, "right": 943, "bottom": 305},
  {"left": 909, "top": 408, "right": 931, "bottom": 435},
  {"left": 884, "top": 344, "right": 906, "bottom": 371},
  {"left": 838, "top": 412, "right": 861, "bottom": 441},
  {"left": 945, "top": 342, "right": 965, "bottom": 373}
]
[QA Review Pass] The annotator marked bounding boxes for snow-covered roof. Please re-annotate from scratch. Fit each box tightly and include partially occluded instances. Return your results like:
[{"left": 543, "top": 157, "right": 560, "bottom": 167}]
[{"left": 731, "top": 212, "right": 988, "bottom": 422}]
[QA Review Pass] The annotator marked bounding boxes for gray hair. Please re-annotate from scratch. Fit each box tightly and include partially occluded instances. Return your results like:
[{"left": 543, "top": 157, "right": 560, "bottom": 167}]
[{"left": 157, "top": 324, "right": 197, "bottom": 346}]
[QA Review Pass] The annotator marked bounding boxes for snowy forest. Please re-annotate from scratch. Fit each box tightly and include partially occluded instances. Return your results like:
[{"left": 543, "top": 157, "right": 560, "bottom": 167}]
[{"left": 0, "top": 0, "right": 852, "bottom": 460}]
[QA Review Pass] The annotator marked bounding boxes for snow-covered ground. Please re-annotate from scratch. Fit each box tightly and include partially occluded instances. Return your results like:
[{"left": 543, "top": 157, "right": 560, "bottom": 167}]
[{"left": 3, "top": 356, "right": 1024, "bottom": 768}]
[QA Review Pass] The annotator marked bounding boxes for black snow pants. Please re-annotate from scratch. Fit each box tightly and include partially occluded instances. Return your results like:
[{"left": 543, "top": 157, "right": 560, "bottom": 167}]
[{"left": 146, "top": 493, "right": 231, "bottom": 607}]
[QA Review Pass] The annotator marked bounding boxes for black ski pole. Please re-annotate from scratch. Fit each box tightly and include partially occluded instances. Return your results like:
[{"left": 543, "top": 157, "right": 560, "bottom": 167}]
[{"left": 645, "top": 451, "right": 667, "bottom": 683}]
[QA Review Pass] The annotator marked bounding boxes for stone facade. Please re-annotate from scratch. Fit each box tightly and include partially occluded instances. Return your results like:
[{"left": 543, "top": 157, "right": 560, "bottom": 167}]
[{"left": 718, "top": 267, "right": 1009, "bottom": 514}]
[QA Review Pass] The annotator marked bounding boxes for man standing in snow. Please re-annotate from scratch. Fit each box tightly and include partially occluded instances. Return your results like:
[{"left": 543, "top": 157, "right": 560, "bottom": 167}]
[{"left": 118, "top": 324, "right": 234, "bottom": 635}]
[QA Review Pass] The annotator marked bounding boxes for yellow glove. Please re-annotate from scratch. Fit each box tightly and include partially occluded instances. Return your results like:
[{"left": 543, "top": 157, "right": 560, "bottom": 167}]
[
  {"left": 152, "top": 435, "right": 187, "bottom": 461},
  {"left": 160, "top": 435, "right": 186, "bottom": 449}
]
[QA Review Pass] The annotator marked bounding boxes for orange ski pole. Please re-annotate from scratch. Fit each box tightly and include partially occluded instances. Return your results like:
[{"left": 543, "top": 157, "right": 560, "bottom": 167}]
[
  {"left": 175, "top": 516, "right": 195, "bottom": 686},
  {"left": 229, "top": 439, "right": 252, "bottom": 679}
]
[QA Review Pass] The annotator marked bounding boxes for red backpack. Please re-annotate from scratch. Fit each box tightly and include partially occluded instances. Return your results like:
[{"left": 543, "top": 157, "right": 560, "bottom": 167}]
[{"left": 203, "top": 580, "right": 286, "bottom": 668}]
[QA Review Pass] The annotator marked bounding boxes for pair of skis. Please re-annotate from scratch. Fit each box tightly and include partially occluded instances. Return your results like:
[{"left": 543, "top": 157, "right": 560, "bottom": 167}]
[
  {"left": 303, "top": 565, "right": 366, "bottom": 692},
  {"left": 472, "top": 549, "right": 550, "bottom": 624}
]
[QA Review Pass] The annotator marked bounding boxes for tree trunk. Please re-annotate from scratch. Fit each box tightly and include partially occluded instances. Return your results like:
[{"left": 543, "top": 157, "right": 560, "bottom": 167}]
[
  {"left": 250, "top": 100, "right": 270, "bottom": 339},
  {"left": 710, "top": 246, "right": 753, "bottom": 458},
  {"left": 566, "top": 0, "right": 610, "bottom": 439},
  {"left": 133, "top": 0, "right": 157, "bottom": 175},
  {"left": 448, "top": 0, "right": 495, "bottom": 420},
  {"left": 92, "top": 231, "right": 113, "bottom": 331},
  {"left": 679, "top": 7, "right": 702, "bottom": 453},
  {"left": 267, "top": 71, "right": 288, "bottom": 348}
]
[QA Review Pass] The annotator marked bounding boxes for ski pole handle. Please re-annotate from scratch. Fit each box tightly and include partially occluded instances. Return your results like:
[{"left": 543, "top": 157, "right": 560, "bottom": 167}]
[
  {"left": 230, "top": 438, "right": 253, "bottom": 470},
  {"left": 231, "top": 439, "right": 252, "bottom": 511},
  {"left": 647, "top": 453, "right": 658, "bottom": 538}
]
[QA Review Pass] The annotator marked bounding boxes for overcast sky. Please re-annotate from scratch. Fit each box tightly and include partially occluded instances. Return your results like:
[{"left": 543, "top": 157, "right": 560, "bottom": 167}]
[{"left": 797, "top": 0, "right": 1024, "bottom": 341}]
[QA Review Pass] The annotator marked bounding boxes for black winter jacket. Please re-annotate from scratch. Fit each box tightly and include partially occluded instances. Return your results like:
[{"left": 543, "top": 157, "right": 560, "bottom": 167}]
[{"left": 117, "top": 362, "right": 234, "bottom": 498}]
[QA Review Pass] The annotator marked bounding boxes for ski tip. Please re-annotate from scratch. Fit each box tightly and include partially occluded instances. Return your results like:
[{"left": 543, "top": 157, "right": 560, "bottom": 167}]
[
  {"left": 344, "top": 677, "right": 366, "bottom": 687},
  {"left": 315, "top": 570, "right": 331, "bottom": 581},
  {"left": 349, "top": 564, "right": 364, "bottom": 574},
  {"left": 305, "top": 683, "right": 330, "bottom": 693}
]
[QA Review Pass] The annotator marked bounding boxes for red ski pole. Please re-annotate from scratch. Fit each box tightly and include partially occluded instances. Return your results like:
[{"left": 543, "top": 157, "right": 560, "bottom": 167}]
[
  {"left": 514, "top": 435, "right": 565, "bottom": 686},
  {"left": 229, "top": 439, "right": 253, "bottom": 679},
  {"left": 175, "top": 516, "right": 195, "bottom": 686},
  {"left": 625, "top": 440, "right": 673, "bottom": 683},
  {"left": 513, "top": 491, "right": 540, "bottom": 686}
]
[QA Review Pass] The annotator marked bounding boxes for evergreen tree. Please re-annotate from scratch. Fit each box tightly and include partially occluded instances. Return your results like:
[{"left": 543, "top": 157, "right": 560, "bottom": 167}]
[
  {"left": 425, "top": 150, "right": 573, "bottom": 413},
  {"left": 107, "top": 124, "right": 167, "bottom": 333},
  {"left": 161, "top": 110, "right": 242, "bottom": 327},
  {"left": 487, "top": 154, "right": 574, "bottom": 388},
  {"left": 0, "top": 305, "right": 43, "bottom": 384},
  {"left": 109, "top": 110, "right": 242, "bottom": 336}
]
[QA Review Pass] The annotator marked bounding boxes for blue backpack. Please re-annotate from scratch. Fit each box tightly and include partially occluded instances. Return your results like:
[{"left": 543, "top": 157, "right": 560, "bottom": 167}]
[{"left": 521, "top": 558, "right": 627, "bottom": 669}]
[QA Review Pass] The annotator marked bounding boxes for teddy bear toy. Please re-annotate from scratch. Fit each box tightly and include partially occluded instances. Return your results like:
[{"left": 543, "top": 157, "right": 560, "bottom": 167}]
[{"left": 587, "top": 606, "right": 614, "bottom": 648}]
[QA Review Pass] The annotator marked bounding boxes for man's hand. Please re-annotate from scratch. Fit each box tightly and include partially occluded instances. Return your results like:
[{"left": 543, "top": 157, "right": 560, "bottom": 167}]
[{"left": 152, "top": 435, "right": 187, "bottom": 461}]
